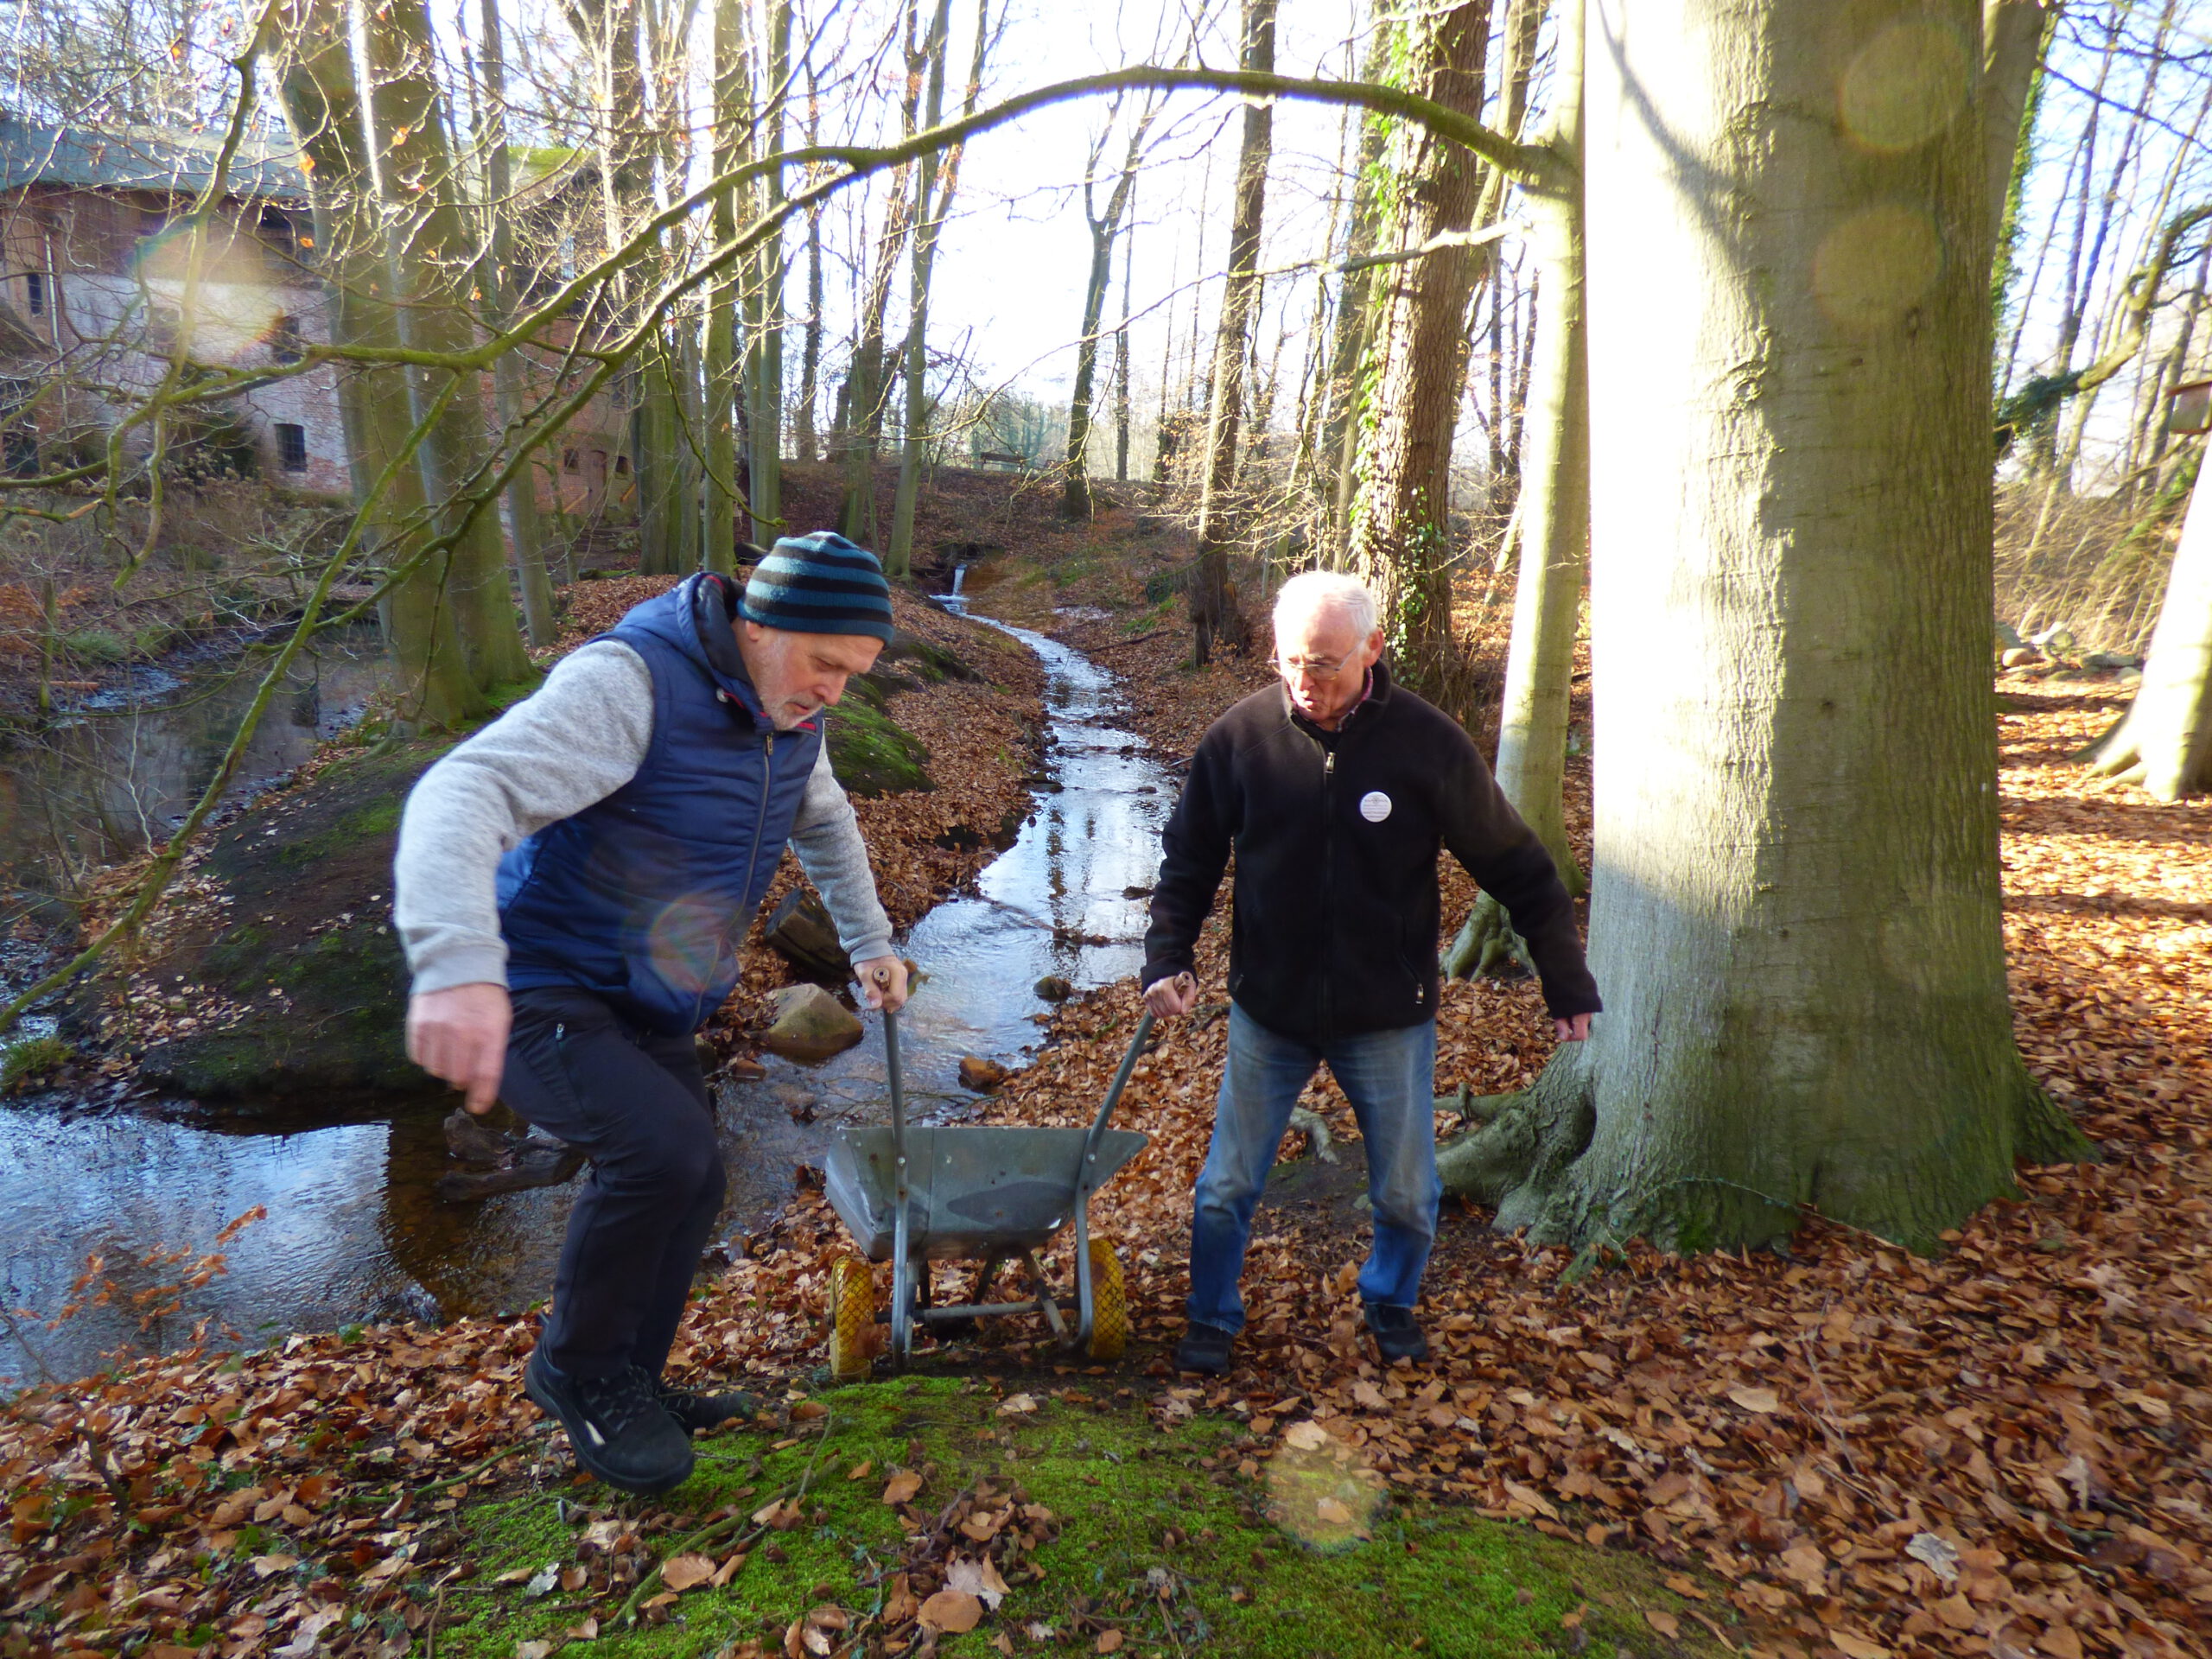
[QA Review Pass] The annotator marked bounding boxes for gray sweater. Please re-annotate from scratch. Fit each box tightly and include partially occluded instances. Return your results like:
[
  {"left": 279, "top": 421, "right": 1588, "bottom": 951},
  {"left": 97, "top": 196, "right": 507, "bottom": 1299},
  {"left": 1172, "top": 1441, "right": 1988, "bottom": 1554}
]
[{"left": 394, "top": 639, "right": 895, "bottom": 998}]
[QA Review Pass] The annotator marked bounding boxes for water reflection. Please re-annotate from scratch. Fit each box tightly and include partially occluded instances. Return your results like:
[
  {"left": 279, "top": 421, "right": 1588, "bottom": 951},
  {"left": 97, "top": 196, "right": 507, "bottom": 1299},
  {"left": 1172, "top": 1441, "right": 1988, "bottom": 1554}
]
[{"left": 0, "top": 632, "right": 391, "bottom": 896}]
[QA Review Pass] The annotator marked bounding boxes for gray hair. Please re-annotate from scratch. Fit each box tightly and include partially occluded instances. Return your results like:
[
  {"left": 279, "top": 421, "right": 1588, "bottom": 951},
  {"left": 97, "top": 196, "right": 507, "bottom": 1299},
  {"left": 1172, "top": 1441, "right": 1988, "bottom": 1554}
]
[{"left": 1273, "top": 569, "right": 1378, "bottom": 639}]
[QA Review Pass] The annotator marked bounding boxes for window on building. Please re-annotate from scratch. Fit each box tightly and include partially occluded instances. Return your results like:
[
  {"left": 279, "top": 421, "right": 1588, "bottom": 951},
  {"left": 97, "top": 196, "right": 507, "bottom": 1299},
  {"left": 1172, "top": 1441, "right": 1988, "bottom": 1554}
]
[
  {"left": 259, "top": 207, "right": 302, "bottom": 272},
  {"left": 563, "top": 449, "right": 580, "bottom": 473},
  {"left": 269, "top": 313, "right": 305, "bottom": 364},
  {"left": 275, "top": 423, "right": 308, "bottom": 473},
  {"left": 613, "top": 454, "right": 631, "bottom": 475},
  {"left": 25, "top": 272, "right": 44, "bottom": 317},
  {"left": 3, "top": 426, "right": 36, "bottom": 479}
]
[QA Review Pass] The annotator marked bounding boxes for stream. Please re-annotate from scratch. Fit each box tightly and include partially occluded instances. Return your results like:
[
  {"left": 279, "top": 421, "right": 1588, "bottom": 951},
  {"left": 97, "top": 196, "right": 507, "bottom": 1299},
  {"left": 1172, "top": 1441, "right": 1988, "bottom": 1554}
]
[{"left": 0, "top": 608, "right": 1173, "bottom": 1388}]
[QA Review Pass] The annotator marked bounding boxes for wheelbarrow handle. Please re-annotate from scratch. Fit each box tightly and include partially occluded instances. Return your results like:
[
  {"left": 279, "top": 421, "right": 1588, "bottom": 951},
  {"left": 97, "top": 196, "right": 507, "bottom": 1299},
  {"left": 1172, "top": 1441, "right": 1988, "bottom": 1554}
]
[
  {"left": 884, "top": 1002, "right": 906, "bottom": 1169},
  {"left": 1077, "top": 1009, "right": 1154, "bottom": 1192}
]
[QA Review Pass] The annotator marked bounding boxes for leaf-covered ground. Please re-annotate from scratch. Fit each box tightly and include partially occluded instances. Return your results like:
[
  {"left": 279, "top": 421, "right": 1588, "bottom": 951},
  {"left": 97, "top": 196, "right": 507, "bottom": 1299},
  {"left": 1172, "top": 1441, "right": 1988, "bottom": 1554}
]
[{"left": 3, "top": 501, "right": 2208, "bottom": 1659}]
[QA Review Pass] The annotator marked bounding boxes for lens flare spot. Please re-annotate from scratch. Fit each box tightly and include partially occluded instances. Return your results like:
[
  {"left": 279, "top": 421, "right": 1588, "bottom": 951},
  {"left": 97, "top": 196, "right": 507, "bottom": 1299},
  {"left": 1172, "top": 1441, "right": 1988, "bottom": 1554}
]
[
  {"left": 1263, "top": 1421, "right": 1384, "bottom": 1553},
  {"left": 645, "top": 894, "right": 731, "bottom": 997},
  {"left": 1839, "top": 19, "right": 1969, "bottom": 153},
  {"left": 1812, "top": 205, "right": 1942, "bottom": 332}
]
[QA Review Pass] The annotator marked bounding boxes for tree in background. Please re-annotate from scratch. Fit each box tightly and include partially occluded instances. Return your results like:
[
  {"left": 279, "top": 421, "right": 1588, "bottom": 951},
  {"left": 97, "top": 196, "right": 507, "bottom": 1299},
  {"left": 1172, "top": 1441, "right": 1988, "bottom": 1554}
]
[
  {"left": 359, "top": 0, "right": 531, "bottom": 690},
  {"left": 1186, "top": 0, "right": 1276, "bottom": 665},
  {"left": 274, "top": 0, "right": 480, "bottom": 731},
  {"left": 1060, "top": 95, "right": 1160, "bottom": 519},
  {"left": 885, "top": 0, "right": 992, "bottom": 578},
  {"left": 1342, "top": 0, "right": 1496, "bottom": 713}
]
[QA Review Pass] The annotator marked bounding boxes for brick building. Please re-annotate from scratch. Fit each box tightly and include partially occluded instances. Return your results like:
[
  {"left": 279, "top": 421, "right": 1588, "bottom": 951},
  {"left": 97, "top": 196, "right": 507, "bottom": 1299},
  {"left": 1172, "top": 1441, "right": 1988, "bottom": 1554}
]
[{"left": 0, "top": 112, "right": 628, "bottom": 520}]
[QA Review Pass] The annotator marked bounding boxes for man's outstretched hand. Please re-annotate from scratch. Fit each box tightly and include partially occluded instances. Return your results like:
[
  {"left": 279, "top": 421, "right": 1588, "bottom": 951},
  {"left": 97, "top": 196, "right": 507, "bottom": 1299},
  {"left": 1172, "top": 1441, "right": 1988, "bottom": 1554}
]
[
  {"left": 407, "top": 982, "right": 512, "bottom": 1115},
  {"left": 1553, "top": 1013, "right": 1592, "bottom": 1043},
  {"left": 856, "top": 956, "right": 911, "bottom": 1013},
  {"left": 1142, "top": 971, "right": 1199, "bottom": 1019}
]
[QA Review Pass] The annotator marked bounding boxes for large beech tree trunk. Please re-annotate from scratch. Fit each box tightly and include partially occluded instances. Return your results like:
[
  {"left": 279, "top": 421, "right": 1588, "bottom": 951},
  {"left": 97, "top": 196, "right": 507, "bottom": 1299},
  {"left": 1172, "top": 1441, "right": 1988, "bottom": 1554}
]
[
  {"left": 1440, "top": 0, "right": 2092, "bottom": 1254},
  {"left": 2087, "top": 471, "right": 2212, "bottom": 798},
  {"left": 361, "top": 0, "right": 531, "bottom": 690},
  {"left": 276, "top": 0, "right": 479, "bottom": 730},
  {"left": 1344, "top": 0, "right": 1491, "bottom": 712},
  {"left": 1189, "top": 0, "right": 1276, "bottom": 664}
]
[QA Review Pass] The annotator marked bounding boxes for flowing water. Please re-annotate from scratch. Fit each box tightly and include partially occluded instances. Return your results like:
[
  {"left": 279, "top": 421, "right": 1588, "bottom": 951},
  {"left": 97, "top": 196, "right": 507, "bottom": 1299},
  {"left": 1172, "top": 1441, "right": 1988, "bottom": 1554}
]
[{"left": 0, "top": 609, "right": 1173, "bottom": 1387}]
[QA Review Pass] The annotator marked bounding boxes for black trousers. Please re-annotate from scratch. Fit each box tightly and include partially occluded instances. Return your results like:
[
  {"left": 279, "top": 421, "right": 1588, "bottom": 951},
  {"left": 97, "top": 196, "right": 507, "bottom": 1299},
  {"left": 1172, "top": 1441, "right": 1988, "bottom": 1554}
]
[{"left": 499, "top": 986, "right": 725, "bottom": 1380}]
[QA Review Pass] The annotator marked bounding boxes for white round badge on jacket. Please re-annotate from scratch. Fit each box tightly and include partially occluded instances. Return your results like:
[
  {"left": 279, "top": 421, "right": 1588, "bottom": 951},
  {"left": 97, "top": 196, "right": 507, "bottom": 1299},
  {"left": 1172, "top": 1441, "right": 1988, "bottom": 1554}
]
[{"left": 1359, "top": 791, "right": 1392, "bottom": 823}]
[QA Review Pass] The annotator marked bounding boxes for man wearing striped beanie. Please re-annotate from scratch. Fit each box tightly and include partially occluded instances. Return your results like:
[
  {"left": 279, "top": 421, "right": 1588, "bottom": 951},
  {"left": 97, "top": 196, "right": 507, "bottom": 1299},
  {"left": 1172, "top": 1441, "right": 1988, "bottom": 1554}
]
[{"left": 394, "top": 531, "right": 906, "bottom": 1495}]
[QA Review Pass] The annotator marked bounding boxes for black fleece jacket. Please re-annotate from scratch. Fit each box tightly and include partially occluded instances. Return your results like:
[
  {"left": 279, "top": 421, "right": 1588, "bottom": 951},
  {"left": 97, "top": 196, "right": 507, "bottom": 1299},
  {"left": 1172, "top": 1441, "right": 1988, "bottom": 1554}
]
[{"left": 1141, "top": 662, "right": 1601, "bottom": 1042}]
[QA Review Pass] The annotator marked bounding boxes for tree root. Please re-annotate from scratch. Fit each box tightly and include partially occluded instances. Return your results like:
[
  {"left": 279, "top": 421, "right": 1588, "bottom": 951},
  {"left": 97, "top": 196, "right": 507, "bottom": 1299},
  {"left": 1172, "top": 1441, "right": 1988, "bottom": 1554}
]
[
  {"left": 2012, "top": 1071, "right": 2101, "bottom": 1166},
  {"left": 1287, "top": 1107, "right": 1338, "bottom": 1164},
  {"left": 1434, "top": 1043, "right": 1593, "bottom": 1232},
  {"left": 1440, "top": 893, "right": 1535, "bottom": 982}
]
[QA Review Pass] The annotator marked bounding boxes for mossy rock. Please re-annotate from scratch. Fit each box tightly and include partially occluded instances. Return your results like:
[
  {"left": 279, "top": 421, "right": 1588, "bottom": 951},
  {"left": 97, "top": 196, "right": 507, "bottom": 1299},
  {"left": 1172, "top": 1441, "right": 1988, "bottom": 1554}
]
[
  {"left": 134, "top": 738, "right": 449, "bottom": 1105},
  {"left": 825, "top": 693, "right": 932, "bottom": 798},
  {"left": 438, "top": 1376, "right": 1736, "bottom": 1658}
]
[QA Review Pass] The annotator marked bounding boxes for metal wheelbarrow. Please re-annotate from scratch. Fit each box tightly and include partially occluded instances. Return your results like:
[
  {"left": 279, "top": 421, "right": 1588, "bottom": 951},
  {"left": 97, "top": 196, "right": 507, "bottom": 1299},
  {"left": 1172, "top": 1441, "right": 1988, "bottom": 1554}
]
[{"left": 823, "top": 1008, "right": 1154, "bottom": 1375}]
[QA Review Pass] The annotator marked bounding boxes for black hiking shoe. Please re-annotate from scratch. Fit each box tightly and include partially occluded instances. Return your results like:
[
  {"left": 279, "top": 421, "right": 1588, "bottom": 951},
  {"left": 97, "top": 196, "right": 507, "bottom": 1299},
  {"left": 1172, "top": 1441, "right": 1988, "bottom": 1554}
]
[
  {"left": 524, "top": 1351, "right": 695, "bottom": 1494},
  {"left": 1174, "top": 1321, "right": 1236, "bottom": 1376},
  {"left": 652, "top": 1376, "right": 760, "bottom": 1436},
  {"left": 1364, "top": 1303, "right": 1430, "bottom": 1364}
]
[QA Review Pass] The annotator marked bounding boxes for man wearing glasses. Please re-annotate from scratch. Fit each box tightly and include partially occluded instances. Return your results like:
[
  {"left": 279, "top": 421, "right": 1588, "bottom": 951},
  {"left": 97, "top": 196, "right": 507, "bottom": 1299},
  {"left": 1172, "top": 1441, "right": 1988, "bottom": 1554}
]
[{"left": 1141, "top": 570, "right": 1600, "bottom": 1375}]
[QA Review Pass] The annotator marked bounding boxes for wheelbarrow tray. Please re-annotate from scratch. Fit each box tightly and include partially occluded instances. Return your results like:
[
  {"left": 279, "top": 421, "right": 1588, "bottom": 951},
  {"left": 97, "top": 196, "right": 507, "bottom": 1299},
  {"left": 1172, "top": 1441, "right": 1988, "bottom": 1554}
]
[{"left": 824, "top": 1123, "right": 1149, "bottom": 1262}]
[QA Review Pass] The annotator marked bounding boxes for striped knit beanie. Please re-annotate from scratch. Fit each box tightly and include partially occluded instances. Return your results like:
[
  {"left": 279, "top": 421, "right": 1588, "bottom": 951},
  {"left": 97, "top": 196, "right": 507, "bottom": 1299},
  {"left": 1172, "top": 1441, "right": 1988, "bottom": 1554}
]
[{"left": 739, "top": 531, "right": 895, "bottom": 643}]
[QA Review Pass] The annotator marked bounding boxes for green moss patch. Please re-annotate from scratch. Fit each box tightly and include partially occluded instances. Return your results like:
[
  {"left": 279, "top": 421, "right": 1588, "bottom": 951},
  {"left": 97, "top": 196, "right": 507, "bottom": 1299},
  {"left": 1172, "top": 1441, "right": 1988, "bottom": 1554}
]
[
  {"left": 826, "top": 696, "right": 932, "bottom": 798},
  {"left": 436, "top": 1379, "right": 1732, "bottom": 1658}
]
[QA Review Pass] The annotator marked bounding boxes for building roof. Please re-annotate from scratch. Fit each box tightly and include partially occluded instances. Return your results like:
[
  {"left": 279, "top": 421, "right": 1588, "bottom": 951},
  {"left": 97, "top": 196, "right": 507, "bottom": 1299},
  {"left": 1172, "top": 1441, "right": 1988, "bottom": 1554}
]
[{"left": 0, "top": 111, "right": 308, "bottom": 202}]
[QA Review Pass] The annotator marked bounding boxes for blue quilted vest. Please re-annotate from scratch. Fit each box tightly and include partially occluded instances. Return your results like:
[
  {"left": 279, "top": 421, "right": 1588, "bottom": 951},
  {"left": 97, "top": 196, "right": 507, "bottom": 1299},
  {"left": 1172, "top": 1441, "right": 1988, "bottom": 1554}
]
[{"left": 496, "top": 573, "right": 823, "bottom": 1035}]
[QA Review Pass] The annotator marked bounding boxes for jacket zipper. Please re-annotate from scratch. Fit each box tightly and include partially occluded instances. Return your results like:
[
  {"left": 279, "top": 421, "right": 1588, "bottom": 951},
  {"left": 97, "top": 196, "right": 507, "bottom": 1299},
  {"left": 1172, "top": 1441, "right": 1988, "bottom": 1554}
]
[
  {"left": 714, "top": 729, "right": 778, "bottom": 1025},
  {"left": 1320, "top": 745, "right": 1336, "bottom": 1039}
]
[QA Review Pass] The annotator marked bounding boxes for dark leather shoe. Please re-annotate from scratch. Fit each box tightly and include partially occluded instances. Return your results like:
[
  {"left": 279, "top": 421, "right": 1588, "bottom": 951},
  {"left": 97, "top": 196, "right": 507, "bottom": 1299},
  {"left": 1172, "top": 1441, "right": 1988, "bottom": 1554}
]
[
  {"left": 1174, "top": 1321, "right": 1235, "bottom": 1376},
  {"left": 1364, "top": 1303, "right": 1430, "bottom": 1364},
  {"left": 653, "top": 1376, "right": 760, "bottom": 1435},
  {"left": 524, "top": 1352, "right": 695, "bottom": 1494}
]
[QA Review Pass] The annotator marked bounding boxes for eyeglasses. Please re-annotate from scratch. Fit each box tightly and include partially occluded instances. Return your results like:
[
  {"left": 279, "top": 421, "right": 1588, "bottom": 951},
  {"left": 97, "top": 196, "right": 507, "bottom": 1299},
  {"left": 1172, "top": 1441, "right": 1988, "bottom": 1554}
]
[{"left": 1277, "top": 649, "right": 1357, "bottom": 682}]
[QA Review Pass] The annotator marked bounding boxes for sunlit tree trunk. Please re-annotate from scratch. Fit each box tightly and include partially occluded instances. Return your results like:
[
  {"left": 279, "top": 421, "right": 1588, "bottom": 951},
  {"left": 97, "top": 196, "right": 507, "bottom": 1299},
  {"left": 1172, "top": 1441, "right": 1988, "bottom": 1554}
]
[
  {"left": 1062, "top": 104, "right": 1155, "bottom": 518},
  {"left": 1440, "top": 0, "right": 2092, "bottom": 1253},
  {"left": 795, "top": 68, "right": 825, "bottom": 471},
  {"left": 2087, "top": 470, "right": 2212, "bottom": 798},
  {"left": 1320, "top": 35, "right": 1393, "bottom": 559},
  {"left": 835, "top": 22, "right": 920, "bottom": 547},
  {"left": 359, "top": 0, "right": 531, "bottom": 690},
  {"left": 702, "top": 0, "right": 748, "bottom": 576},
  {"left": 745, "top": 0, "right": 791, "bottom": 546},
  {"left": 1189, "top": 0, "right": 1275, "bottom": 664},
  {"left": 1344, "top": 0, "right": 1494, "bottom": 711},
  {"left": 276, "top": 0, "right": 478, "bottom": 728},
  {"left": 887, "top": 0, "right": 988, "bottom": 577},
  {"left": 1114, "top": 197, "right": 1134, "bottom": 484},
  {"left": 472, "top": 0, "right": 559, "bottom": 639}
]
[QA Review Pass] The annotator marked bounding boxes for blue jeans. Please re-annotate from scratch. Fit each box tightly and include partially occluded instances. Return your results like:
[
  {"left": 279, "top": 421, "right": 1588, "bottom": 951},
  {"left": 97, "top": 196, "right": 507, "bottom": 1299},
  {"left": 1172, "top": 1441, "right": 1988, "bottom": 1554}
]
[{"left": 1187, "top": 1005, "right": 1441, "bottom": 1332}]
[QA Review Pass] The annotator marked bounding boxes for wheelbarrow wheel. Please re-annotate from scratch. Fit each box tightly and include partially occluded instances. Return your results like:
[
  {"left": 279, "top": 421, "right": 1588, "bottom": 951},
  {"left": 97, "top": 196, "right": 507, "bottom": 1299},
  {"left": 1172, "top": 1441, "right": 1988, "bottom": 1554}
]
[
  {"left": 1085, "top": 1239, "right": 1130, "bottom": 1362},
  {"left": 828, "top": 1255, "right": 877, "bottom": 1381}
]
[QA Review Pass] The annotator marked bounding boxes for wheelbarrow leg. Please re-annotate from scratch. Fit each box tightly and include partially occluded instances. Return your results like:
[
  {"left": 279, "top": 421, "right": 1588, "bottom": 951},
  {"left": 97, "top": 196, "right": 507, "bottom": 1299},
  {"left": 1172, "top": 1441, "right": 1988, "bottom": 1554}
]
[
  {"left": 970, "top": 1253, "right": 1006, "bottom": 1306},
  {"left": 1071, "top": 1197, "right": 1096, "bottom": 1351},
  {"left": 1021, "top": 1251, "right": 1068, "bottom": 1341}
]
